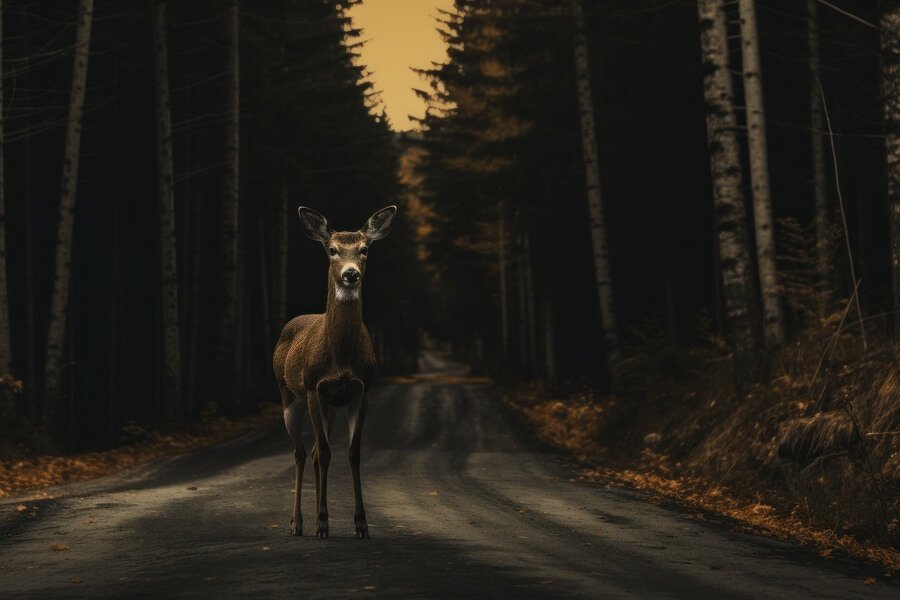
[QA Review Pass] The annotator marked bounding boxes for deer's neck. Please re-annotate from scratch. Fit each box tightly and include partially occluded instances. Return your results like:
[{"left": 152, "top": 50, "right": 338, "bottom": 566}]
[{"left": 324, "top": 278, "right": 364, "bottom": 362}]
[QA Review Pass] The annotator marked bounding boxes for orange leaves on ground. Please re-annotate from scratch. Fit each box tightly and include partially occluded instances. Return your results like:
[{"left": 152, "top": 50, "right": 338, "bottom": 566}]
[
  {"left": 51, "top": 543, "right": 69, "bottom": 552},
  {"left": 0, "top": 404, "right": 280, "bottom": 498},
  {"left": 506, "top": 381, "right": 900, "bottom": 575}
]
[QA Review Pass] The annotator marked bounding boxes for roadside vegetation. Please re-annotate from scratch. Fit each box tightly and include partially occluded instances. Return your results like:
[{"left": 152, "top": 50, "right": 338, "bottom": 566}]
[{"left": 506, "top": 313, "right": 899, "bottom": 572}]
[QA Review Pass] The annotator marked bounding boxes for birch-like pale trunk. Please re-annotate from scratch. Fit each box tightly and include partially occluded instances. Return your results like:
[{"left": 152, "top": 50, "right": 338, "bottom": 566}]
[
  {"left": 882, "top": 2, "right": 900, "bottom": 337},
  {"left": 153, "top": 0, "right": 181, "bottom": 421},
  {"left": 572, "top": 0, "right": 621, "bottom": 383},
  {"left": 219, "top": 0, "right": 240, "bottom": 408},
  {"left": 698, "top": 0, "right": 764, "bottom": 389},
  {"left": 739, "top": 0, "right": 784, "bottom": 347},
  {"left": 807, "top": 0, "right": 831, "bottom": 318},
  {"left": 44, "top": 0, "right": 94, "bottom": 417}
]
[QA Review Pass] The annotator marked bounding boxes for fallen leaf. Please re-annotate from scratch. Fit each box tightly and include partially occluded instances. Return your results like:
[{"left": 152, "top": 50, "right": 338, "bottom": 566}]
[
  {"left": 15, "top": 504, "right": 27, "bottom": 512},
  {"left": 819, "top": 548, "right": 833, "bottom": 558},
  {"left": 51, "top": 543, "right": 69, "bottom": 552},
  {"left": 265, "top": 523, "right": 280, "bottom": 529},
  {"left": 70, "top": 577, "right": 84, "bottom": 584},
  {"left": 428, "top": 490, "right": 438, "bottom": 496},
  {"left": 864, "top": 577, "right": 876, "bottom": 586}
]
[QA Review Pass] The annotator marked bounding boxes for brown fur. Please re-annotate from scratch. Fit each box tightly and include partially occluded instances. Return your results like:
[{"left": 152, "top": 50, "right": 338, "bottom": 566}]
[{"left": 273, "top": 206, "right": 395, "bottom": 540}]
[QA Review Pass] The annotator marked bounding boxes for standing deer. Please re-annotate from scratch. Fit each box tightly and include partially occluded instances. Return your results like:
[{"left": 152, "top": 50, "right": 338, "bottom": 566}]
[{"left": 273, "top": 205, "right": 397, "bottom": 539}]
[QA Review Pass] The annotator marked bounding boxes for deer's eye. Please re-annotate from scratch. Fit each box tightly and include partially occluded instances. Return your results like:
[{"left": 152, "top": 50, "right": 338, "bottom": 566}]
[
  {"left": 359, "top": 246, "right": 368, "bottom": 256},
  {"left": 328, "top": 247, "right": 338, "bottom": 257}
]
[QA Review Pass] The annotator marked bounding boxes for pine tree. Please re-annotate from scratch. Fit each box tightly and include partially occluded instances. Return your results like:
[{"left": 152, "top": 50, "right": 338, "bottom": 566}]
[
  {"left": 882, "top": 0, "right": 900, "bottom": 336},
  {"left": 153, "top": 0, "right": 181, "bottom": 420},
  {"left": 0, "top": 0, "right": 13, "bottom": 429}
]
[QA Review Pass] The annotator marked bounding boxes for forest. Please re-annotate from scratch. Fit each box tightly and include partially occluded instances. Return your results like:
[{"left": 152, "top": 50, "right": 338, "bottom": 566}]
[{"left": 0, "top": 0, "right": 898, "bottom": 569}]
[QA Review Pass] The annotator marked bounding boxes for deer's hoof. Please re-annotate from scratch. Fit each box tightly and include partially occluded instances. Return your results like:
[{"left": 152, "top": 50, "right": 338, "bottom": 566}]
[
  {"left": 354, "top": 516, "right": 369, "bottom": 539},
  {"left": 315, "top": 519, "right": 329, "bottom": 539},
  {"left": 290, "top": 517, "right": 302, "bottom": 537}
]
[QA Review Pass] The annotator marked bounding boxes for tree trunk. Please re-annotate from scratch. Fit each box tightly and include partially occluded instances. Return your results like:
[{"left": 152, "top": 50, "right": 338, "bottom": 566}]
[
  {"left": 572, "top": 0, "right": 621, "bottom": 385},
  {"left": 515, "top": 228, "right": 529, "bottom": 373},
  {"left": 523, "top": 229, "right": 539, "bottom": 375},
  {"left": 882, "top": 2, "right": 900, "bottom": 337},
  {"left": 739, "top": 0, "right": 784, "bottom": 347},
  {"left": 219, "top": 0, "right": 240, "bottom": 411},
  {"left": 498, "top": 198, "right": 509, "bottom": 362},
  {"left": 258, "top": 219, "right": 271, "bottom": 378},
  {"left": 542, "top": 295, "right": 556, "bottom": 383},
  {"left": 22, "top": 5, "right": 37, "bottom": 422},
  {"left": 185, "top": 190, "right": 202, "bottom": 418},
  {"left": 153, "top": 0, "right": 181, "bottom": 421},
  {"left": 0, "top": 0, "right": 13, "bottom": 431},
  {"left": 807, "top": 0, "right": 831, "bottom": 318},
  {"left": 271, "top": 177, "right": 288, "bottom": 343},
  {"left": 698, "top": 0, "right": 764, "bottom": 389},
  {"left": 44, "top": 0, "right": 94, "bottom": 421}
]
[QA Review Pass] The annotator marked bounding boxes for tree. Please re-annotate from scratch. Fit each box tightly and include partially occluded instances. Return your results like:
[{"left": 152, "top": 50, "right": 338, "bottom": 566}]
[
  {"left": 882, "top": 0, "right": 900, "bottom": 336},
  {"left": 807, "top": 0, "right": 831, "bottom": 318},
  {"left": 697, "top": 0, "right": 764, "bottom": 388},
  {"left": 153, "top": 0, "right": 181, "bottom": 420},
  {"left": 0, "top": 0, "right": 15, "bottom": 430},
  {"left": 738, "top": 0, "right": 784, "bottom": 347},
  {"left": 219, "top": 0, "right": 240, "bottom": 409},
  {"left": 572, "top": 0, "right": 621, "bottom": 384},
  {"left": 44, "top": 0, "right": 94, "bottom": 424}
]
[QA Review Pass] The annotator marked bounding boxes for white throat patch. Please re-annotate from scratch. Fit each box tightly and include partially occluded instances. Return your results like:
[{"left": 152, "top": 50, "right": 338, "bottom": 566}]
[{"left": 335, "top": 285, "right": 360, "bottom": 302}]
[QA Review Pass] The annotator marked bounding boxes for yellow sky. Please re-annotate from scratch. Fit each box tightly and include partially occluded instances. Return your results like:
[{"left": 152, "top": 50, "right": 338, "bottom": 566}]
[{"left": 348, "top": 0, "right": 455, "bottom": 131}]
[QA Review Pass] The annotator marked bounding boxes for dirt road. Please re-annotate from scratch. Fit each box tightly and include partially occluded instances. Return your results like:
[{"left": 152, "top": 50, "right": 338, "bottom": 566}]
[{"left": 0, "top": 372, "right": 894, "bottom": 598}]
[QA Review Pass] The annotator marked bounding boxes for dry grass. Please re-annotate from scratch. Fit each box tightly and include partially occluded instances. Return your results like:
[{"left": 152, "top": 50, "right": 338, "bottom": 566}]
[
  {"left": 0, "top": 403, "right": 281, "bottom": 499},
  {"left": 506, "top": 313, "right": 900, "bottom": 573}
]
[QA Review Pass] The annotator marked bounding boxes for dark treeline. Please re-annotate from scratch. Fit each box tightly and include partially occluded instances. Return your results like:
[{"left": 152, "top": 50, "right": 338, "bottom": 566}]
[
  {"left": 411, "top": 0, "right": 897, "bottom": 388},
  {"left": 0, "top": 0, "right": 424, "bottom": 453},
  {"left": 0, "top": 0, "right": 897, "bottom": 457}
]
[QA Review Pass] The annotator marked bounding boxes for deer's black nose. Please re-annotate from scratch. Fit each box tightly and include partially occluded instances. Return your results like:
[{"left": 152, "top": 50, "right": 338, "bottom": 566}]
[{"left": 342, "top": 269, "right": 360, "bottom": 284}]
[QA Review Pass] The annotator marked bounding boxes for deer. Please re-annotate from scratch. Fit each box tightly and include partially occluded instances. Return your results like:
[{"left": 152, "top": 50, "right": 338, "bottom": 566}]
[{"left": 272, "top": 205, "right": 397, "bottom": 539}]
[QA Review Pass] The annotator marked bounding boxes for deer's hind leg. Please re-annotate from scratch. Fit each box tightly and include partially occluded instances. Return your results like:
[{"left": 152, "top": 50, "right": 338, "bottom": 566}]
[
  {"left": 348, "top": 395, "right": 369, "bottom": 539},
  {"left": 283, "top": 393, "right": 306, "bottom": 537}
]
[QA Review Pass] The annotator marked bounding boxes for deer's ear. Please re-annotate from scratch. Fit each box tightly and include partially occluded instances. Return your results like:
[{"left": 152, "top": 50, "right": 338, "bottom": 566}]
[
  {"left": 297, "top": 206, "right": 331, "bottom": 244},
  {"left": 362, "top": 205, "right": 397, "bottom": 242}
]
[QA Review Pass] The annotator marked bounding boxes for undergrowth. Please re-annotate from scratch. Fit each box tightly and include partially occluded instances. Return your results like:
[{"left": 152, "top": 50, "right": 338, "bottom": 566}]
[{"left": 506, "top": 305, "right": 900, "bottom": 573}]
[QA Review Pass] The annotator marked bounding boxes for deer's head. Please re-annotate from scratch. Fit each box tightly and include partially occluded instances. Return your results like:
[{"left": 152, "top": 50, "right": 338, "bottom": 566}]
[{"left": 297, "top": 206, "right": 397, "bottom": 301}]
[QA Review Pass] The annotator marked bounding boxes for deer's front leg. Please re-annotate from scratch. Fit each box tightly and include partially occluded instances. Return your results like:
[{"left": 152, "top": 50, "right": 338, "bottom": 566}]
[
  {"left": 348, "top": 396, "right": 369, "bottom": 539},
  {"left": 309, "top": 395, "right": 334, "bottom": 539}
]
